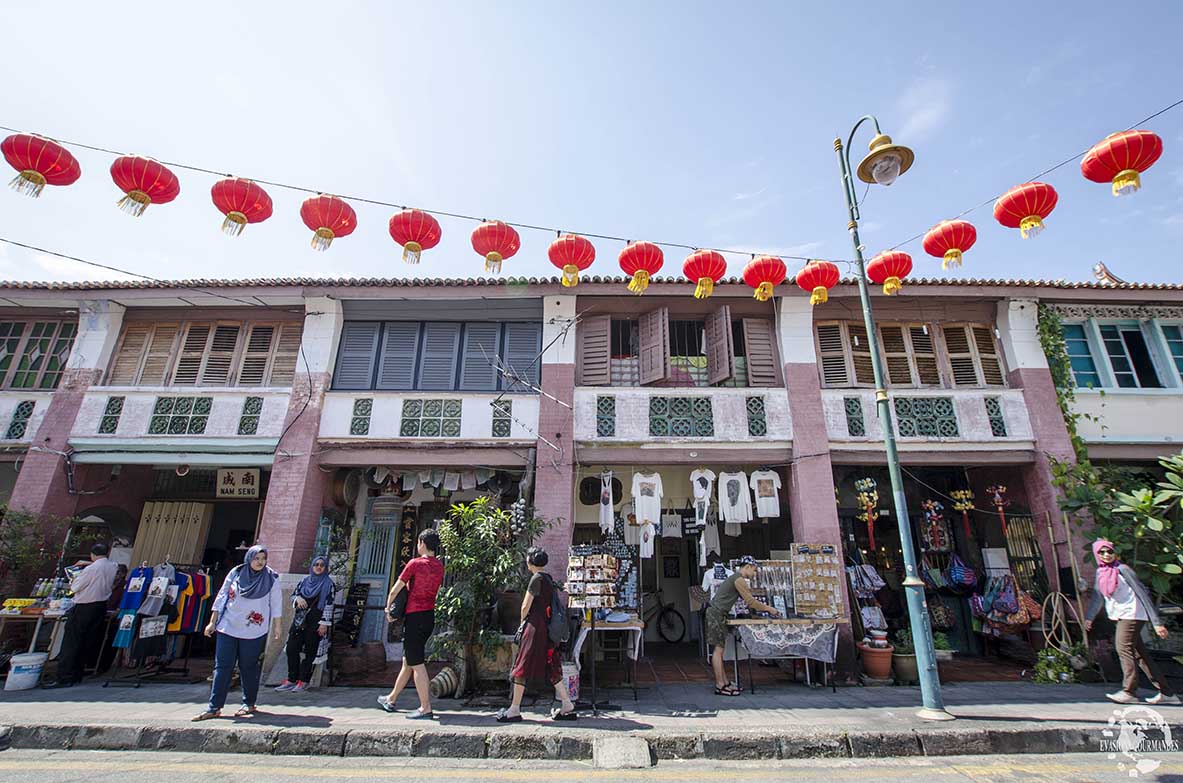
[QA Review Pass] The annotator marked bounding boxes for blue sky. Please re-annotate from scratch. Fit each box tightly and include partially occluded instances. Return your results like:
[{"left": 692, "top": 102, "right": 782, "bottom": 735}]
[{"left": 1, "top": 1, "right": 1181, "bottom": 285}]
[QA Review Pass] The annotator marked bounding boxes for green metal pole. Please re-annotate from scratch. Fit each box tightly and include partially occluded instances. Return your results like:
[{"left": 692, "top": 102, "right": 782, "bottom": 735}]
[{"left": 834, "top": 128, "right": 952, "bottom": 720}]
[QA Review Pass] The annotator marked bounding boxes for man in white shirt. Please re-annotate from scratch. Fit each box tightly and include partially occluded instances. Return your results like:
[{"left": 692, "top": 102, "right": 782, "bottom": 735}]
[{"left": 44, "top": 543, "right": 120, "bottom": 688}]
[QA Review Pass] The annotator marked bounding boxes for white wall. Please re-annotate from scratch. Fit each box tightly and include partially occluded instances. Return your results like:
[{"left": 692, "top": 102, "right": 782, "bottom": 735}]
[
  {"left": 1073, "top": 389, "right": 1183, "bottom": 447},
  {"left": 822, "top": 389, "right": 1034, "bottom": 445},
  {"left": 0, "top": 392, "right": 52, "bottom": 445},
  {"left": 320, "top": 392, "right": 540, "bottom": 441},
  {"left": 72, "top": 388, "right": 290, "bottom": 438},
  {"left": 573, "top": 387, "right": 792, "bottom": 443}
]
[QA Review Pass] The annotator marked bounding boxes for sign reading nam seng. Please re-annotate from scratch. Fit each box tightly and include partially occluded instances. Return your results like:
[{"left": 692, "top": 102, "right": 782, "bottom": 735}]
[{"left": 217, "top": 468, "right": 260, "bottom": 499}]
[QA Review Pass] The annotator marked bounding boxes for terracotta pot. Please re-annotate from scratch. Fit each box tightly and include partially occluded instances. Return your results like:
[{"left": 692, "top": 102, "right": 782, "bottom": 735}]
[
  {"left": 857, "top": 642, "right": 894, "bottom": 679},
  {"left": 893, "top": 653, "right": 919, "bottom": 683}
]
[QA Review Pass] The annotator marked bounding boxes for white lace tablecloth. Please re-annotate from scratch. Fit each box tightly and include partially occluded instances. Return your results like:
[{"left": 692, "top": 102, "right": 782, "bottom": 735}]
[{"left": 733, "top": 622, "right": 839, "bottom": 663}]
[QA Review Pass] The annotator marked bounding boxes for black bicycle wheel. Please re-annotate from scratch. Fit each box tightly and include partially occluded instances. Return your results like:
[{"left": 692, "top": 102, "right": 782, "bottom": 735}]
[{"left": 657, "top": 606, "right": 686, "bottom": 643}]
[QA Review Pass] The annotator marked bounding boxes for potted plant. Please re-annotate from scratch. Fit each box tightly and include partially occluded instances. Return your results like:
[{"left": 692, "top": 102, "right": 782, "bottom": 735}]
[
  {"left": 856, "top": 636, "right": 894, "bottom": 679},
  {"left": 891, "top": 628, "right": 919, "bottom": 683},
  {"left": 933, "top": 631, "right": 955, "bottom": 662}
]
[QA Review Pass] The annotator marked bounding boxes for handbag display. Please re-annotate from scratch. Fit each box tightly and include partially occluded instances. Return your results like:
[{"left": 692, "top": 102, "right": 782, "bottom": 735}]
[
  {"left": 860, "top": 605, "right": 887, "bottom": 631},
  {"left": 992, "top": 576, "right": 1020, "bottom": 614},
  {"left": 929, "top": 600, "right": 956, "bottom": 631},
  {"left": 945, "top": 554, "right": 977, "bottom": 588},
  {"left": 1018, "top": 588, "right": 1043, "bottom": 620}
]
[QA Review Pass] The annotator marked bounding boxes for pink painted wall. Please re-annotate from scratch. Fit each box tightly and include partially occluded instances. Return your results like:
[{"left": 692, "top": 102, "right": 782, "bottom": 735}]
[{"left": 533, "top": 363, "right": 576, "bottom": 578}]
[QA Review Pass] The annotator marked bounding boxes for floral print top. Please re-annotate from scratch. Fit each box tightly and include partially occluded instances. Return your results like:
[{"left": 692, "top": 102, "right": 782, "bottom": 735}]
[{"left": 211, "top": 572, "right": 284, "bottom": 640}]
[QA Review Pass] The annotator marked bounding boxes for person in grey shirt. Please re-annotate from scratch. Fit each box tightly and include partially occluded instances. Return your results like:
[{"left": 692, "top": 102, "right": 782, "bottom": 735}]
[{"left": 706, "top": 555, "right": 779, "bottom": 696}]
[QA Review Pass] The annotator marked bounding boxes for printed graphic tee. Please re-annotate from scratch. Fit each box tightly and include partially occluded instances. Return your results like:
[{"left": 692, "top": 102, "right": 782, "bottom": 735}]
[
  {"left": 717, "top": 471, "right": 753, "bottom": 525},
  {"left": 749, "top": 469, "right": 783, "bottom": 519},
  {"left": 689, "top": 469, "right": 716, "bottom": 526},
  {"left": 639, "top": 522, "right": 657, "bottom": 559},
  {"left": 631, "top": 472, "right": 664, "bottom": 527},
  {"left": 599, "top": 471, "right": 616, "bottom": 534}
]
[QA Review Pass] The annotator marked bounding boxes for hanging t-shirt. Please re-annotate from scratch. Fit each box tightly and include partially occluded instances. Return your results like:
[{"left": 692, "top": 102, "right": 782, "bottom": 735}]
[
  {"left": 137, "top": 563, "right": 175, "bottom": 617},
  {"left": 689, "top": 469, "right": 716, "bottom": 526},
  {"left": 119, "top": 566, "right": 153, "bottom": 612},
  {"left": 699, "top": 511, "right": 722, "bottom": 566},
  {"left": 717, "top": 471, "right": 753, "bottom": 525},
  {"left": 631, "top": 472, "right": 664, "bottom": 527},
  {"left": 749, "top": 470, "right": 783, "bottom": 519},
  {"left": 638, "top": 522, "right": 657, "bottom": 559},
  {"left": 622, "top": 502, "right": 641, "bottom": 546},
  {"left": 599, "top": 471, "right": 616, "bottom": 534},
  {"left": 701, "top": 564, "right": 734, "bottom": 597},
  {"left": 167, "top": 573, "right": 194, "bottom": 633}
]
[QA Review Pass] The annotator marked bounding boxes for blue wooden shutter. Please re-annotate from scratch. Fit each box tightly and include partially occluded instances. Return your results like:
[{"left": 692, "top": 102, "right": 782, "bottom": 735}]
[
  {"left": 334, "top": 322, "right": 380, "bottom": 389},
  {"left": 416, "top": 322, "right": 462, "bottom": 390},
  {"left": 376, "top": 322, "right": 421, "bottom": 390},
  {"left": 500, "top": 322, "right": 542, "bottom": 391},
  {"left": 459, "top": 322, "right": 502, "bottom": 390}
]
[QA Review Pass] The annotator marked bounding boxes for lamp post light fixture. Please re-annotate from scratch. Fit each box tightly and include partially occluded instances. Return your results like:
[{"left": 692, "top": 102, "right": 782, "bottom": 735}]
[{"left": 835, "top": 115, "right": 953, "bottom": 721}]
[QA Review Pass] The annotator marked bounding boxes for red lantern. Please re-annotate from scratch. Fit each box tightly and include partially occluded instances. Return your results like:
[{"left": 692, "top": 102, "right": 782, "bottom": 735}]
[
  {"left": 742, "top": 256, "right": 787, "bottom": 302},
  {"left": 2, "top": 133, "right": 80, "bottom": 197},
  {"left": 109, "top": 155, "right": 180, "bottom": 217},
  {"left": 548, "top": 233, "right": 595, "bottom": 287},
  {"left": 300, "top": 194, "right": 357, "bottom": 251},
  {"left": 389, "top": 209, "right": 442, "bottom": 264},
  {"left": 993, "top": 182, "right": 1057, "bottom": 239},
  {"left": 1081, "top": 130, "right": 1163, "bottom": 196},
  {"left": 210, "top": 178, "right": 272, "bottom": 236},
  {"left": 682, "top": 249, "right": 727, "bottom": 299},
  {"left": 795, "top": 260, "right": 840, "bottom": 305},
  {"left": 866, "top": 250, "right": 913, "bottom": 295},
  {"left": 471, "top": 220, "right": 520, "bottom": 273},
  {"left": 618, "top": 241, "right": 663, "bottom": 294},
  {"left": 922, "top": 219, "right": 977, "bottom": 270}
]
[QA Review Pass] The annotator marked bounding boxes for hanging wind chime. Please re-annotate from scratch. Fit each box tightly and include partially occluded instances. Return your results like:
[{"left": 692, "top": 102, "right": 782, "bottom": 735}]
[
  {"left": 110, "top": 155, "right": 180, "bottom": 217},
  {"left": 1080, "top": 129, "right": 1163, "bottom": 196},
  {"left": 210, "top": 178, "right": 273, "bottom": 236},
  {"left": 987, "top": 484, "right": 1010, "bottom": 539},
  {"left": 742, "top": 255, "right": 787, "bottom": 302},
  {"left": 682, "top": 249, "right": 727, "bottom": 299},
  {"left": 618, "top": 240, "right": 664, "bottom": 294},
  {"left": 866, "top": 250, "right": 912, "bottom": 295},
  {"left": 950, "top": 488, "right": 975, "bottom": 544},
  {"left": 471, "top": 220, "right": 520, "bottom": 273},
  {"left": 299, "top": 194, "right": 357, "bottom": 250},
  {"left": 388, "top": 208, "right": 442, "bottom": 264},
  {"left": 795, "top": 259, "right": 840, "bottom": 305},
  {"left": 2, "top": 133, "right": 81, "bottom": 197},
  {"left": 855, "top": 477, "right": 879, "bottom": 551},
  {"left": 547, "top": 232, "right": 595, "bottom": 287},
  {"left": 922, "top": 219, "right": 977, "bottom": 270}
]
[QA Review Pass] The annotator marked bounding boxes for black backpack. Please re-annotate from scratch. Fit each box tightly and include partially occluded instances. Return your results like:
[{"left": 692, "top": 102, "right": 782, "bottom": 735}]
[{"left": 545, "top": 575, "right": 570, "bottom": 646}]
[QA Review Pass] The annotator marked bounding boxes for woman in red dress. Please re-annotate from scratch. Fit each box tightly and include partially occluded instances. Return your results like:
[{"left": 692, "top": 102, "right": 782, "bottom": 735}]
[{"left": 496, "top": 547, "right": 576, "bottom": 722}]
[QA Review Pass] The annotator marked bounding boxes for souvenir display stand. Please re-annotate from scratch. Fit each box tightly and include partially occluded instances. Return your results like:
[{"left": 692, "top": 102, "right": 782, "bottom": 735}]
[{"left": 567, "top": 549, "right": 640, "bottom": 712}]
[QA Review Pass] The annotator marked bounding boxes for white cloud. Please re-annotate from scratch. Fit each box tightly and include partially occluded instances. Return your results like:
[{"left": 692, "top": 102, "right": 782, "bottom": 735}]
[
  {"left": 732, "top": 186, "right": 768, "bottom": 202},
  {"left": 0, "top": 244, "right": 136, "bottom": 283},
  {"left": 720, "top": 241, "right": 826, "bottom": 260},
  {"left": 896, "top": 76, "right": 954, "bottom": 143}
]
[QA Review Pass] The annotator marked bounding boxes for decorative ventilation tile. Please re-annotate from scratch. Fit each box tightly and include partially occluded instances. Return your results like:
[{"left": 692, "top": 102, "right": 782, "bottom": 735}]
[
  {"left": 238, "top": 396, "right": 264, "bottom": 435},
  {"left": 401, "top": 398, "right": 462, "bottom": 437},
  {"left": 149, "top": 396, "right": 212, "bottom": 435},
  {"left": 4, "top": 400, "right": 35, "bottom": 439},
  {"left": 894, "top": 397, "right": 958, "bottom": 438},
  {"left": 596, "top": 395, "right": 616, "bottom": 437},
  {"left": 985, "top": 396, "right": 1007, "bottom": 437},
  {"left": 746, "top": 396, "right": 767, "bottom": 437},
  {"left": 491, "top": 400, "right": 512, "bottom": 437},
  {"left": 649, "top": 396, "right": 713, "bottom": 437},
  {"left": 350, "top": 398, "right": 373, "bottom": 436},
  {"left": 99, "top": 396, "right": 124, "bottom": 435},
  {"left": 844, "top": 396, "right": 865, "bottom": 437}
]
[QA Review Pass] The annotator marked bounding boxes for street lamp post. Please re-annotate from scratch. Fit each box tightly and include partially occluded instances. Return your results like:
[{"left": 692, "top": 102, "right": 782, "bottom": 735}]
[{"left": 834, "top": 116, "right": 953, "bottom": 721}]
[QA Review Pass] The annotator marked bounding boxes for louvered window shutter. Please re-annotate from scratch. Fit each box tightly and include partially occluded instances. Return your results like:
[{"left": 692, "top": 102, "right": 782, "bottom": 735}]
[
  {"left": 199, "top": 324, "right": 241, "bottom": 385},
  {"left": 139, "top": 324, "right": 179, "bottom": 385},
  {"left": 237, "top": 324, "right": 275, "bottom": 386},
  {"left": 375, "top": 322, "right": 421, "bottom": 390},
  {"left": 973, "top": 326, "right": 1006, "bottom": 386},
  {"left": 417, "top": 322, "right": 462, "bottom": 390},
  {"left": 107, "top": 324, "right": 151, "bottom": 385},
  {"left": 742, "top": 318, "right": 780, "bottom": 386},
  {"left": 909, "top": 325, "right": 941, "bottom": 386},
  {"left": 333, "top": 322, "right": 381, "bottom": 390},
  {"left": 879, "top": 325, "right": 913, "bottom": 386},
  {"left": 500, "top": 322, "right": 542, "bottom": 391},
  {"left": 943, "top": 325, "right": 981, "bottom": 386},
  {"left": 578, "top": 314, "right": 611, "bottom": 386},
  {"left": 458, "top": 322, "right": 501, "bottom": 391},
  {"left": 704, "top": 305, "right": 735, "bottom": 385},
  {"left": 267, "top": 323, "right": 303, "bottom": 386},
  {"left": 638, "top": 307, "right": 670, "bottom": 386},
  {"left": 815, "top": 323, "right": 849, "bottom": 387},
  {"left": 847, "top": 323, "right": 876, "bottom": 385},
  {"left": 172, "top": 323, "right": 212, "bottom": 385}
]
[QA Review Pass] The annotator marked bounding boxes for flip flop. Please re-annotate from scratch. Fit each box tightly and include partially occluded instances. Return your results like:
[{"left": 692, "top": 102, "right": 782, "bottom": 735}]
[
  {"left": 551, "top": 709, "right": 578, "bottom": 721},
  {"left": 234, "top": 706, "right": 258, "bottom": 717},
  {"left": 714, "top": 685, "right": 742, "bottom": 697},
  {"left": 495, "top": 710, "right": 523, "bottom": 723},
  {"left": 191, "top": 710, "right": 221, "bottom": 722}
]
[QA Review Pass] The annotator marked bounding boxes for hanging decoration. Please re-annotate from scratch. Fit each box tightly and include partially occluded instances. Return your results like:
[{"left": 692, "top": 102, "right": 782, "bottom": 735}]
[
  {"left": 855, "top": 477, "right": 879, "bottom": 551},
  {"left": 388, "top": 208, "right": 442, "bottom": 264},
  {"left": 1080, "top": 130, "right": 1163, "bottom": 196},
  {"left": 795, "top": 259, "right": 840, "bottom": 305},
  {"left": 471, "top": 220, "right": 520, "bottom": 273},
  {"left": 299, "top": 194, "right": 357, "bottom": 251},
  {"left": 993, "top": 182, "right": 1058, "bottom": 239},
  {"left": 742, "top": 255, "right": 787, "bottom": 302},
  {"left": 2, "top": 133, "right": 81, "bottom": 198},
  {"left": 950, "top": 488, "right": 975, "bottom": 543},
  {"left": 682, "top": 249, "right": 727, "bottom": 299},
  {"left": 866, "top": 250, "right": 912, "bottom": 295},
  {"left": 922, "top": 219, "right": 977, "bottom": 270},
  {"left": 618, "top": 241, "right": 663, "bottom": 294},
  {"left": 209, "top": 178, "right": 273, "bottom": 236},
  {"left": 547, "top": 233, "right": 595, "bottom": 287},
  {"left": 109, "top": 155, "right": 180, "bottom": 217},
  {"left": 986, "top": 484, "right": 1010, "bottom": 539},
  {"left": 920, "top": 499, "right": 951, "bottom": 553}
]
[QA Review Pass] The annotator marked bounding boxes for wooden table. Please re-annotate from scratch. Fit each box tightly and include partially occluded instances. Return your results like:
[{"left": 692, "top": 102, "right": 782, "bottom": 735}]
[{"left": 726, "top": 617, "right": 849, "bottom": 693}]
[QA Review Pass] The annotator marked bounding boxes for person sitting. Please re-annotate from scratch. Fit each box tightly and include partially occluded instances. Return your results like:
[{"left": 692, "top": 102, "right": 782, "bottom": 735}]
[{"left": 706, "top": 555, "right": 779, "bottom": 696}]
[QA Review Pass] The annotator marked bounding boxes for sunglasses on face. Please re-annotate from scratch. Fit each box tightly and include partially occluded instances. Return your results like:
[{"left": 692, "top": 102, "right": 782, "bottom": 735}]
[{"left": 1097, "top": 549, "right": 1115, "bottom": 555}]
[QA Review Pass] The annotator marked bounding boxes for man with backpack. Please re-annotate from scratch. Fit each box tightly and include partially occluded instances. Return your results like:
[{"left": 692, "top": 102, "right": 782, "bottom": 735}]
[{"left": 496, "top": 546, "right": 576, "bottom": 722}]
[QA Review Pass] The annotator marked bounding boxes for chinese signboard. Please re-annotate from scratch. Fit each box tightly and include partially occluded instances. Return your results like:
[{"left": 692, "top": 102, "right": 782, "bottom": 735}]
[{"left": 216, "top": 468, "right": 260, "bottom": 499}]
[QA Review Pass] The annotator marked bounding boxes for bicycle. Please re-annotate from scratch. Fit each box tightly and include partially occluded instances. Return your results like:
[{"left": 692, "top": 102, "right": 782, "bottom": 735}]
[{"left": 641, "top": 588, "right": 686, "bottom": 643}]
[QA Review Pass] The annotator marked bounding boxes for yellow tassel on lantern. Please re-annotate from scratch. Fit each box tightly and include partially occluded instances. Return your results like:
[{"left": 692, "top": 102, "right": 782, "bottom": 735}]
[
  {"left": 221, "top": 211, "right": 247, "bottom": 237},
  {"left": 628, "top": 270, "right": 650, "bottom": 294},
  {"left": 485, "top": 252, "right": 503, "bottom": 274},
  {"left": 882, "top": 276, "right": 902, "bottom": 295},
  {"left": 1112, "top": 168, "right": 1141, "bottom": 196},
  {"left": 117, "top": 189, "right": 152, "bottom": 217},
  {"left": 1018, "top": 215, "right": 1044, "bottom": 239},
  {"left": 561, "top": 264, "right": 580, "bottom": 287},
  {"left": 693, "top": 277, "right": 714, "bottom": 299},
  {"left": 810, "top": 286, "right": 829, "bottom": 306},
  {"left": 942, "top": 249, "right": 962, "bottom": 270},
  {"left": 10, "top": 170, "right": 46, "bottom": 198},
  {"left": 310, "top": 227, "right": 335, "bottom": 251},
  {"left": 753, "top": 281, "right": 774, "bottom": 302},
  {"left": 403, "top": 241, "right": 423, "bottom": 265}
]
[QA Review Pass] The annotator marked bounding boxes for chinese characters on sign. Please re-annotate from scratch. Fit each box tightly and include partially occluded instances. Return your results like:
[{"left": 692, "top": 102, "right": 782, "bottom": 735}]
[{"left": 216, "top": 468, "right": 260, "bottom": 499}]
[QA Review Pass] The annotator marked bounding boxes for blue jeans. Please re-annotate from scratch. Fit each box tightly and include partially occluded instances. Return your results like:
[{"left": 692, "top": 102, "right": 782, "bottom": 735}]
[{"left": 208, "top": 632, "right": 267, "bottom": 712}]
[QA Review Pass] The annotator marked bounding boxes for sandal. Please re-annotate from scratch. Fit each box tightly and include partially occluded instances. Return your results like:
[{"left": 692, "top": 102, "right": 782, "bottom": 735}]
[
  {"left": 714, "top": 684, "right": 742, "bottom": 697},
  {"left": 495, "top": 709, "right": 523, "bottom": 723},
  {"left": 191, "top": 710, "right": 221, "bottom": 722},
  {"left": 551, "top": 708, "right": 578, "bottom": 721},
  {"left": 234, "top": 706, "right": 258, "bottom": 717}
]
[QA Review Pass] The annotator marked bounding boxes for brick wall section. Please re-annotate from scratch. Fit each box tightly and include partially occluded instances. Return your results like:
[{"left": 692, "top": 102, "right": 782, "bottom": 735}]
[
  {"left": 257, "top": 371, "right": 331, "bottom": 573},
  {"left": 8, "top": 368, "right": 102, "bottom": 520},
  {"left": 533, "top": 363, "right": 576, "bottom": 578}
]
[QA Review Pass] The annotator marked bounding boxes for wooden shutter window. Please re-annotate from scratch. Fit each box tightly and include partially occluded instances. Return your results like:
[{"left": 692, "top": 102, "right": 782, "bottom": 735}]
[
  {"left": 578, "top": 314, "right": 611, "bottom": 386},
  {"left": 375, "top": 322, "right": 421, "bottom": 390},
  {"left": 171, "top": 323, "right": 212, "bottom": 385},
  {"left": 267, "top": 323, "right": 302, "bottom": 386},
  {"left": 107, "top": 324, "right": 151, "bottom": 385},
  {"left": 501, "top": 322, "right": 542, "bottom": 391},
  {"left": 333, "top": 322, "right": 381, "bottom": 390},
  {"left": 879, "top": 325, "right": 914, "bottom": 386},
  {"left": 459, "top": 322, "right": 501, "bottom": 390},
  {"left": 943, "top": 325, "right": 980, "bottom": 386},
  {"left": 742, "top": 318, "right": 780, "bottom": 387},
  {"left": 237, "top": 324, "right": 275, "bottom": 386},
  {"left": 909, "top": 325, "right": 941, "bottom": 386},
  {"left": 704, "top": 304, "right": 734, "bottom": 385},
  {"left": 815, "top": 323, "right": 849, "bottom": 387},
  {"left": 638, "top": 307, "right": 670, "bottom": 386},
  {"left": 973, "top": 326, "right": 1006, "bottom": 386},
  {"left": 847, "top": 323, "right": 875, "bottom": 385},
  {"left": 417, "top": 322, "right": 462, "bottom": 390},
  {"left": 198, "top": 324, "right": 241, "bottom": 385}
]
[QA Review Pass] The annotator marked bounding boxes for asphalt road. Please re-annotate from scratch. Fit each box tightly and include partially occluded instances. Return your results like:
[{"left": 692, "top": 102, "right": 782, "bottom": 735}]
[{"left": 1, "top": 750, "right": 1180, "bottom": 782}]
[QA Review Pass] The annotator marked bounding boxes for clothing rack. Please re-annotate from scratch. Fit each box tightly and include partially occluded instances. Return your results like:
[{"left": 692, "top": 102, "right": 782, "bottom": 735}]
[{"left": 104, "top": 563, "right": 206, "bottom": 689}]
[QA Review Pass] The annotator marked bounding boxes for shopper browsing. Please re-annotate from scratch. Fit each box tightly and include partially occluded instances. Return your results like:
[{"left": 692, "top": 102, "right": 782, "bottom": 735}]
[
  {"left": 707, "top": 555, "right": 779, "bottom": 697},
  {"left": 378, "top": 529, "right": 444, "bottom": 720},
  {"left": 43, "top": 543, "right": 119, "bottom": 689},
  {"left": 193, "top": 545, "right": 284, "bottom": 721},
  {"left": 275, "top": 556, "right": 336, "bottom": 694}
]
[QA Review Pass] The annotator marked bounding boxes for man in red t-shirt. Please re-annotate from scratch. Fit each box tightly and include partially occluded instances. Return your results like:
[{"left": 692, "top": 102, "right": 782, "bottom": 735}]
[{"left": 378, "top": 529, "right": 444, "bottom": 719}]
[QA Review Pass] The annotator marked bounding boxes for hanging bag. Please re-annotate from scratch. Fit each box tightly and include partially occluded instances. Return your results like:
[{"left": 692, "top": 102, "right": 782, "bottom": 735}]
[
  {"left": 946, "top": 554, "right": 977, "bottom": 588},
  {"left": 992, "top": 576, "right": 1020, "bottom": 614},
  {"left": 1017, "top": 588, "right": 1042, "bottom": 620}
]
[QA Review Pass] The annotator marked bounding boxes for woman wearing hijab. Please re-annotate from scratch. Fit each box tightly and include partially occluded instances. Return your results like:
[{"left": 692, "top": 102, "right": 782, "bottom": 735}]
[
  {"left": 193, "top": 545, "right": 284, "bottom": 720},
  {"left": 1084, "top": 539, "right": 1178, "bottom": 705},
  {"left": 275, "top": 555, "right": 336, "bottom": 694}
]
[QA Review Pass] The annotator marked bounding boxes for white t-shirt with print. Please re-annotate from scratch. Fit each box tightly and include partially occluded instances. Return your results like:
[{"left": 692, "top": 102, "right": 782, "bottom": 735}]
[
  {"left": 638, "top": 522, "right": 657, "bottom": 559},
  {"left": 599, "top": 471, "right": 616, "bottom": 534},
  {"left": 690, "top": 468, "right": 716, "bottom": 526},
  {"left": 631, "top": 472, "right": 664, "bottom": 526},
  {"left": 749, "top": 469, "right": 782, "bottom": 519},
  {"left": 717, "top": 471, "right": 752, "bottom": 525}
]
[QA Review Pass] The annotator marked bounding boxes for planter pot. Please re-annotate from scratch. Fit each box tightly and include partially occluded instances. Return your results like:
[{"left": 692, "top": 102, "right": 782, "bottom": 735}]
[
  {"left": 893, "top": 653, "right": 919, "bottom": 683},
  {"left": 934, "top": 649, "right": 954, "bottom": 662},
  {"left": 857, "top": 642, "right": 894, "bottom": 679},
  {"left": 496, "top": 591, "right": 523, "bottom": 635}
]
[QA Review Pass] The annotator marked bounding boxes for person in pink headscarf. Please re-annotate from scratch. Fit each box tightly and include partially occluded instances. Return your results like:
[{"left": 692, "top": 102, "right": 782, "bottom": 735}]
[{"left": 1084, "top": 539, "right": 1176, "bottom": 705}]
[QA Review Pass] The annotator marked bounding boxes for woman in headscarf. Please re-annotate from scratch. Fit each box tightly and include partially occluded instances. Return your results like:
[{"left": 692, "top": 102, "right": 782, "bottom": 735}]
[
  {"left": 193, "top": 545, "right": 284, "bottom": 720},
  {"left": 275, "top": 556, "right": 336, "bottom": 694},
  {"left": 1084, "top": 539, "right": 1177, "bottom": 705}
]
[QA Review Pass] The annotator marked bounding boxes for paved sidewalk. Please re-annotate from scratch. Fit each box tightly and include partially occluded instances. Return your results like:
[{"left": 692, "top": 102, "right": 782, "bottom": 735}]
[{"left": 0, "top": 680, "right": 1179, "bottom": 761}]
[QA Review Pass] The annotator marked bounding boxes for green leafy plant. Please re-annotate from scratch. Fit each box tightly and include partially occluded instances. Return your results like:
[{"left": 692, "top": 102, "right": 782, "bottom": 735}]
[
  {"left": 1110, "top": 453, "right": 1183, "bottom": 601},
  {"left": 1032, "top": 642, "right": 1088, "bottom": 684},
  {"left": 892, "top": 627, "right": 915, "bottom": 655},
  {"left": 0, "top": 507, "right": 74, "bottom": 601},
  {"left": 932, "top": 631, "right": 952, "bottom": 651}
]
